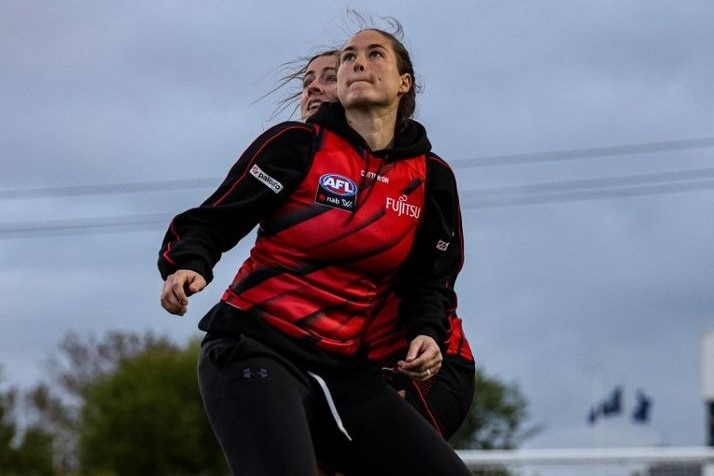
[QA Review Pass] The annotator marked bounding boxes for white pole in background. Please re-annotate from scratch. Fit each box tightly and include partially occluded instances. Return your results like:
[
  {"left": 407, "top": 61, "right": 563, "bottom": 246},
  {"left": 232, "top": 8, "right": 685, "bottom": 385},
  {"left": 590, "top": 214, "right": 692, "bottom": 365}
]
[{"left": 702, "top": 331, "right": 714, "bottom": 476}]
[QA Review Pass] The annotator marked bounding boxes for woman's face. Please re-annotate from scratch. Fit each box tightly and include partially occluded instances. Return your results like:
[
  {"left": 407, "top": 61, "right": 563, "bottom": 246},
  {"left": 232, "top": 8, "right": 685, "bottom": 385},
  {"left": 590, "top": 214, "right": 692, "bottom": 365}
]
[
  {"left": 300, "top": 54, "right": 338, "bottom": 121},
  {"left": 337, "top": 30, "right": 411, "bottom": 112}
]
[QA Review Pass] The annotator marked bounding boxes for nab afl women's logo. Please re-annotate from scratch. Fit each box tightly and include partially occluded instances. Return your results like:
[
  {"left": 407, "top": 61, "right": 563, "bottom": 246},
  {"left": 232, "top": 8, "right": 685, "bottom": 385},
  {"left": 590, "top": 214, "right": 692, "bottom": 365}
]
[
  {"left": 315, "top": 173, "right": 357, "bottom": 211},
  {"left": 319, "top": 174, "right": 357, "bottom": 196}
]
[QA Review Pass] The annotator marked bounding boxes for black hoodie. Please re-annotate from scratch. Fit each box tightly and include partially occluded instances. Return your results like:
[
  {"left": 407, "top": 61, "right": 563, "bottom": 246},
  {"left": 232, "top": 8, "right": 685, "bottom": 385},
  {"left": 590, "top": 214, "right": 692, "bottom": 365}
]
[{"left": 158, "top": 102, "right": 464, "bottom": 371}]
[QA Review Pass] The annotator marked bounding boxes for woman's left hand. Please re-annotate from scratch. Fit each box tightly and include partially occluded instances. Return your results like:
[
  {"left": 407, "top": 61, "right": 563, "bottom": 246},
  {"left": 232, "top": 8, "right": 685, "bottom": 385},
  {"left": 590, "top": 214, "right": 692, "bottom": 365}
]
[{"left": 396, "top": 335, "right": 442, "bottom": 381}]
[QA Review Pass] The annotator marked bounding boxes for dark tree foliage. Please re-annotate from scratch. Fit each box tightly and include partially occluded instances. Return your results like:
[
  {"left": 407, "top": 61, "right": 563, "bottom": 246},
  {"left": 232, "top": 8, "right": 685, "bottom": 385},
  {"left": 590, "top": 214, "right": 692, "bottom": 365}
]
[
  {"left": 449, "top": 367, "right": 539, "bottom": 449},
  {"left": 1, "top": 373, "right": 55, "bottom": 476},
  {"left": 23, "top": 332, "right": 228, "bottom": 476},
  {"left": 10, "top": 331, "right": 536, "bottom": 475},
  {"left": 77, "top": 338, "right": 227, "bottom": 475}
]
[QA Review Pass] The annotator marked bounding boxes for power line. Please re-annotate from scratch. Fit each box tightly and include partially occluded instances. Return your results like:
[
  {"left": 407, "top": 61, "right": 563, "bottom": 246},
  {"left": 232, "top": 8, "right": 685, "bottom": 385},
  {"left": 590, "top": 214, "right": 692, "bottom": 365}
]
[
  {"left": 2, "top": 140, "right": 714, "bottom": 239},
  {"left": 450, "top": 136, "right": 714, "bottom": 168},
  {"left": 463, "top": 178, "right": 714, "bottom": 209},
  {"left": 0, "top": 213, "right": 173, "bottom": 239},
  {"left": 2, "top": 137, "right": 713, "bottom": 200},
  {"left": 462, "top": 166, "right": 714, "bottom": 208},
  {"left": 2, "top": 171, "right": 713, "bottom": 239},
  {"left": 0, "top": 178, "right": 218, "bottom": 200},
  {"left": 464, "top": 167, "right": 714, "bottom": 198}
]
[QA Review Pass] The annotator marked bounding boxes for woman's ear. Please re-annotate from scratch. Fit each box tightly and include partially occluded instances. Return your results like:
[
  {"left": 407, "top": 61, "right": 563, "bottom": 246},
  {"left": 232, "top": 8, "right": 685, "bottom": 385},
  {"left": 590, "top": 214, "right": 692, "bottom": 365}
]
[{"left": 399, "top": 73, "right": 413, "bottom": 94}]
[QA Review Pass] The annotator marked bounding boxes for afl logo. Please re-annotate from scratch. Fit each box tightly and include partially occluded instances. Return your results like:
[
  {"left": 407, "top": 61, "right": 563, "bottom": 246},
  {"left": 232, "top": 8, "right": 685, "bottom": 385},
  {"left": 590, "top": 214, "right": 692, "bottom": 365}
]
[{"left": 318, "top": 174, "right": 357, "bottom": 197}]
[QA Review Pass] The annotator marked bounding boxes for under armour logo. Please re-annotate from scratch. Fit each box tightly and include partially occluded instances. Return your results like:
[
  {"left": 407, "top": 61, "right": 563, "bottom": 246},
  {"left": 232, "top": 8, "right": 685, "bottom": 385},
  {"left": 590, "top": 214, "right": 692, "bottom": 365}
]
[{"left": 242, "top": 367, "right": 270, "bottom": 380}]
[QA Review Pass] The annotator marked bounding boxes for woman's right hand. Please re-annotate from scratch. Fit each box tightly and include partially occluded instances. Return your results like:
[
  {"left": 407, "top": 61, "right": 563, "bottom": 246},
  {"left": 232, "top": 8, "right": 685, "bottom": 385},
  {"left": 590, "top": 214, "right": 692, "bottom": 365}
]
[{"left": 160, "top": 269, "right": 207, "bottom": 316}]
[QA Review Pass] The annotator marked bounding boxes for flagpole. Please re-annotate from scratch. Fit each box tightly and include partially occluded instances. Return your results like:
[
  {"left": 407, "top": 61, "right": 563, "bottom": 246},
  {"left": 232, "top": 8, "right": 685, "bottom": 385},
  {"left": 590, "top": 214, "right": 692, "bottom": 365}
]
[
  {"left": 590, "top": 367, "right": 604, "bottom": 447},
  {"left": 703, "top": 332, "right": 714, "bottom": 447},
  {"left": 701, "top": 332, "right": 714, "bottom": 476}
]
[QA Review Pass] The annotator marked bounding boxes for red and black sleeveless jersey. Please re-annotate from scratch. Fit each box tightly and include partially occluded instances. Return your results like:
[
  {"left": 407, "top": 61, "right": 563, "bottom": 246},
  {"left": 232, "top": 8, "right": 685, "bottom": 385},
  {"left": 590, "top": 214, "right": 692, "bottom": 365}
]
[{"left": 221, "top": 127, "right": 427, "bottom": 355}]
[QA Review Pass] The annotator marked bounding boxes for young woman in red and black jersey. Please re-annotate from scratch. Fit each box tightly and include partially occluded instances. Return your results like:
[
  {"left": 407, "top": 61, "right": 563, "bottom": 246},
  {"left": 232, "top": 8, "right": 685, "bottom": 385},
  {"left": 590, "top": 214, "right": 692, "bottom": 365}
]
[
  {"left": 299, "top": 51, "right": 476, "bottom": 442},
  {"left": 159, "top": 25, "right": 472, "bottom": 476}
]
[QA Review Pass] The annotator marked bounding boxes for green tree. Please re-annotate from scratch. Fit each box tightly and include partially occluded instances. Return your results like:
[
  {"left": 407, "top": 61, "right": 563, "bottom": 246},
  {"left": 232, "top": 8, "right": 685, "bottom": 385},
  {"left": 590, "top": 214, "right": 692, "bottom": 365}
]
[
  {"left": 450, "top": 367, "right": 540, "bottom": 449},
  {"left": 26, "top": 331, "right": 536, "bottom": 474},
  {"left": 0, "top": 372, "right": 55, "bottom": 476},
  {"left": 0, "top": 383, "right": 19, "bottom": 472},
  {"left": 77, "top": 338, "right": 226, "bottom": 476},
  {"left": 26, "top": 331, "right": 173, "bottom": 474},
  {"left": 25, "top": 332, "right": 227, "bottom": 476}
]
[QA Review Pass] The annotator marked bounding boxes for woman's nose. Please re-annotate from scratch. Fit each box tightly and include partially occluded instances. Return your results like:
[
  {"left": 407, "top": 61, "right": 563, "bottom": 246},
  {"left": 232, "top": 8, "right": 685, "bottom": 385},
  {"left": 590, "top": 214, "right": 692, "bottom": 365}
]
[{"left": 352, "top": 54, "right": 366, "bottom": 72}]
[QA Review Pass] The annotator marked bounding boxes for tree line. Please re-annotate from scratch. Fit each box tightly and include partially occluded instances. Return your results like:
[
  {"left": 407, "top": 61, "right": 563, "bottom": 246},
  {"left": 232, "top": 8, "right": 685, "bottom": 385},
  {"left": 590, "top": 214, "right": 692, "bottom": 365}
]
[{"left": 0, "top": 331, "right": 535, "bottom": 475}]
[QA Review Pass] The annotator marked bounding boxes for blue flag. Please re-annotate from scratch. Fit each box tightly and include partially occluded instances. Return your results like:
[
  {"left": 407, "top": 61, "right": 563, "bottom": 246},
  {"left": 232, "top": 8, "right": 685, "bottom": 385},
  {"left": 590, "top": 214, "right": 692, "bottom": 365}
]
[
  {"left": 587, "top": 385, "right": 622, "bottom": 424},
  {"left": 602, "top": 386, "right": 623, "bottom": 416},
  {"left": 632, "top": 390, "right": 652, "bottom": 423}
]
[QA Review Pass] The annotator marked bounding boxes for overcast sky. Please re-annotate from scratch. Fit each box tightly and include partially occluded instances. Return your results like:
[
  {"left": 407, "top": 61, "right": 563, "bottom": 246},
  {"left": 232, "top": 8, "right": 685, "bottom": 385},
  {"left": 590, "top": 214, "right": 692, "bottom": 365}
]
[{"left": 2, "top": 1, "right": 713, "bottom": 448}]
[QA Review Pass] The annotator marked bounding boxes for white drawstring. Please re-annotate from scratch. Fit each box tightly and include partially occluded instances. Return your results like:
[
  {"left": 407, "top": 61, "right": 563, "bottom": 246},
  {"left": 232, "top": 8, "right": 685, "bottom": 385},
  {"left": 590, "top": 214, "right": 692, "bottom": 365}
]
[{"left": 307, "top": 371, "right": 353, "bottom": 441}]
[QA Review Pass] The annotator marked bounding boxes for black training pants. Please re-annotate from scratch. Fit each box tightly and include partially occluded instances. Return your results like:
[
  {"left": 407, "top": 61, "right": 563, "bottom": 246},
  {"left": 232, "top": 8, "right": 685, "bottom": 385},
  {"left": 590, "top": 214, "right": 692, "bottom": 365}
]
[{"left": 198, "top": 335, "right": 472, "bottom": 476}]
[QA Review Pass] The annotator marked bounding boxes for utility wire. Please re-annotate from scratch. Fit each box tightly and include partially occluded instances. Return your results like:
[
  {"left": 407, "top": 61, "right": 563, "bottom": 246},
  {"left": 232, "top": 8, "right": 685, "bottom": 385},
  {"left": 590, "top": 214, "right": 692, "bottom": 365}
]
[
  {"left": 463, "top": 178, "right": 714, "bottom": 209},
  {"left": 450, "top": 136, "right": 714, "bottom": 168},
  {"left": 2, "top": 137, "right": 713, "bottom": 200},
  {"left": 464, "top": 167, "right": 714, "bottom": 198},
  {"left": 2, "top": 139, "right": 714, "bottom": 238},
  {"left": 0, "top": 178, "right": 218, "bottom": 200},
  {"left": 0, "top": 213, "right": 173, "bottom": 239},
  {"left": 2, "top": 170, "right": 714, "bottom": 239},
  {"left": 461, "top": 166, "right": 714, "bottom": 208}
]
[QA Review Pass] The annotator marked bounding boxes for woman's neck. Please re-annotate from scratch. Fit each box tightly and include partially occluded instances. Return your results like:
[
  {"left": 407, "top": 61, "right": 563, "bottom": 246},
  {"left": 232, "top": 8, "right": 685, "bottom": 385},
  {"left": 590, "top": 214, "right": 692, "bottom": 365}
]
[{"left": 344, "top": 107, "right": 398, "bottom": 151}]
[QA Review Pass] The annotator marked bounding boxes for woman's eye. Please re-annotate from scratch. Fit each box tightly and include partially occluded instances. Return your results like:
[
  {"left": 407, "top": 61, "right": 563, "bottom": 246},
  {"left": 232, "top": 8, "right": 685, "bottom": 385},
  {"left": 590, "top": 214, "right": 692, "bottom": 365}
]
[
  {"left": 369, "top": 50, "right": 384, "bottom": 58},
  {"left": 325, "top": 74, "right": 337, "bottom": 83}
]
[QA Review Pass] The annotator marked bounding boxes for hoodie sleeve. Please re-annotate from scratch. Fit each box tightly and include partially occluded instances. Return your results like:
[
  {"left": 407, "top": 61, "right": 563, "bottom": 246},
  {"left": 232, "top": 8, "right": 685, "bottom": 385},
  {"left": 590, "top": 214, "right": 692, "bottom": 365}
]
[
  {"left": 395, "top": 154, "right": 465, "bottom": 346},
  {"left": 157, "top": 121, "right": 315, "bottom": 283}
]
